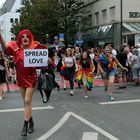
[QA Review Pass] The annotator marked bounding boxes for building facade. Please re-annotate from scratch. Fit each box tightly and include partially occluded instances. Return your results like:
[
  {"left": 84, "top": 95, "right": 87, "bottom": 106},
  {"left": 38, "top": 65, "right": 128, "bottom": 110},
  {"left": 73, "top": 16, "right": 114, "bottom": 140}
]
[
  {"left": 81, "top": 0, "right": 140, "bottom": 48},
  {"left": 0, "top": 0, "right": 24, "bottom": 43}
]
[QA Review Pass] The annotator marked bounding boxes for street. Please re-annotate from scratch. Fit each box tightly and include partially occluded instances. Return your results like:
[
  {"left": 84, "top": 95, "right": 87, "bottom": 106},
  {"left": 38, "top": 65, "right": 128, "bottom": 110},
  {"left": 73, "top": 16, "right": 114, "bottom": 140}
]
[{"left": 0, "top": 83, "right": 140, "bottom": 140}]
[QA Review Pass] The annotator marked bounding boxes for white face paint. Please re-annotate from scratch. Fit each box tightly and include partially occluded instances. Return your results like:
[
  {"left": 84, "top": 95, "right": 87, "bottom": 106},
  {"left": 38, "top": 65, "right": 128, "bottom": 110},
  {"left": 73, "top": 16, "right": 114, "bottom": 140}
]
[{"left": 21, "top": 34, "right": 30, "bottom": 47}]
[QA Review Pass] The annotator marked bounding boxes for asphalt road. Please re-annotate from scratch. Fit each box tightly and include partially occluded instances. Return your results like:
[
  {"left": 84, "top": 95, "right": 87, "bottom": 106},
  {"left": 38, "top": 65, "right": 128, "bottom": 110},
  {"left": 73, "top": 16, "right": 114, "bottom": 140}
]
[{"left": 0, "top": 85, "right": 140, "bottom": 140}]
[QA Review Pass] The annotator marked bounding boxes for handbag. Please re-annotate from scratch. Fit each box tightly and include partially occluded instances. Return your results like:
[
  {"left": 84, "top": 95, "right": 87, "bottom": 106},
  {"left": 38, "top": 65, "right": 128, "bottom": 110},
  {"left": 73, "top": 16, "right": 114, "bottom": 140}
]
[{"left": 37, "top": 73, "right": 55, "bottom": 90}]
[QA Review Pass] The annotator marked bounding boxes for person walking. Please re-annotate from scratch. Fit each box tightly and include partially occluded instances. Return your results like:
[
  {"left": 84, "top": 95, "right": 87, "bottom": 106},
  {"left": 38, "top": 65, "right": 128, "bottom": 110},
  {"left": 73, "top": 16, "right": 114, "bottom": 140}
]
[
  {"left": 77, "top": 51, "right": 95, "bottom": 98},
  {"left": 116, "top": 46, "right": 127, "bottom": 88},
  {"left": 37, "top": 48, "right": 59, "bottom": 103},
  {"left": 0, "top": 51, "right": 10, "bottom": 99},
  {"left": 61, "top": 48, "right": 76, "bottom": 95},
  {"left": 98, "top": 46, "right": 128, "bottom": 101},
  {"left": 131, "top": 48, "right": 140, "bottom": 86},
  {"left": 0, "top": 29, "right": 44, "bottom": 136}
]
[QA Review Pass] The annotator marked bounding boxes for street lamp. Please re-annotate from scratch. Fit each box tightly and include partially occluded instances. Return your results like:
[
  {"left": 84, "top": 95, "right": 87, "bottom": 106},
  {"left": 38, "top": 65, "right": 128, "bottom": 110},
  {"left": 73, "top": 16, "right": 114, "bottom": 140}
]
[{"left": 75, "top": 13, "right": 83, "bottom": 40}]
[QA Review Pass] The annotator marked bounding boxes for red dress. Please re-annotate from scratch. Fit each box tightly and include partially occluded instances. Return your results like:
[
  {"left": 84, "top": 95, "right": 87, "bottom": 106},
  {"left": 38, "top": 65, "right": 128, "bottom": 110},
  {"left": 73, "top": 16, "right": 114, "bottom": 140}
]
[{"left": 6, "top": 41, "right": 41, "bottom": 88}]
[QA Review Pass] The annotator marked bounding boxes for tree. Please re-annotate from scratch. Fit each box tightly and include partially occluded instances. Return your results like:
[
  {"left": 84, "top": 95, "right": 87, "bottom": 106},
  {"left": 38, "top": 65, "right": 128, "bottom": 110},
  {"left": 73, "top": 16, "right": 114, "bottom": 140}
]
[{"left": 12, "top": 0, "right": 85, "bottom": 44}]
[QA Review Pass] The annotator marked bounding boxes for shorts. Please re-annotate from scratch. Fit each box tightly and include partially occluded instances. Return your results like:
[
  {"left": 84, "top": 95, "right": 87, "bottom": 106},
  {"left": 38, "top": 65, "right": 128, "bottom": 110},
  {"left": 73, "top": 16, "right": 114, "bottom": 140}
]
[
  {"left": 117, "top": 67, "right": 126, "bottom": 78},
  {"left": 102, "top": 68, "right": 116, "bottom": 80}
]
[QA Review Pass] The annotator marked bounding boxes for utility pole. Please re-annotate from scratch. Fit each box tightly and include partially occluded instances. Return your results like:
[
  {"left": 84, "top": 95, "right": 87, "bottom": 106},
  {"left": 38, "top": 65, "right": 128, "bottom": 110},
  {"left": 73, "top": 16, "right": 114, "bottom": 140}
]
[{"left": 120, "top": 0, "right": 123, "bottom": 45}]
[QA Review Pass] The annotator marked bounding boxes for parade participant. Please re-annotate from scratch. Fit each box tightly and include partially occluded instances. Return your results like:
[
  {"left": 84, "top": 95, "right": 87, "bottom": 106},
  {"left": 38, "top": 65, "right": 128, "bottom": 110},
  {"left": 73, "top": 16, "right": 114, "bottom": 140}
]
[
  {"left": 74, "top": 46, "right": 82, "bottom": 88},
  {"left": 124, "top": 46, "right": 133, "bottom": 82},
  {"left": 37, "top": 48, "right": 60, "bottom": 103},
  {"left": 56, "top": 47, "right": 67, "bottom": 90},
  {"left": 61, "top": 48, "right": 76, "bottom": 95},
  {"left": 98, "top": 46, "right": 128, "bottom": 101},
  {"left": 77, "top": 51, "right": 95, "bottom": 98},
  {"left": 0, "top": 51, "right": 10, "bottom": 99},
  {"left": 116, "top": 46, "right": 127, "bottom": 89},
  {"left": 131, "top": 48, "right": 140, "bottom": 86},
  {"left": 0, "top": 29, "right": 44, "bottom": 136}
]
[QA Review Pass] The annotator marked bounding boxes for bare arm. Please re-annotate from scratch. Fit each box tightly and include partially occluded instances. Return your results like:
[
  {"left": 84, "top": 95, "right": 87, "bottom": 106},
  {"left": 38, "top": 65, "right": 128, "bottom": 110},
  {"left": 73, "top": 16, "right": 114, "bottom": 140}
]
[
  {"left": 97, "top": 63, "right": 104, "bottom": 74},
  {"left": 90, "top": 61, "right": 95, "bottom": 74},
  {"left": 4, "top": 60, "right": 10, "bottom": 79},
  {"left": 0, "top": 33, "right": 7, "bottom": 51}
]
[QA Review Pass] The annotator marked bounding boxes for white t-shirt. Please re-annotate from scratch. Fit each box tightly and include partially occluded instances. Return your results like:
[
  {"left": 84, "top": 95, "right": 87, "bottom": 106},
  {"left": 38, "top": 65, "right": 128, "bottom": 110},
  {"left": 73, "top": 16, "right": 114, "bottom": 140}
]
[
  {"left": 89, "top": 53, "right": 95, "bottom": 61},
  {"left": 64, "top": 57, "right": 74, "bottom": 67},
  {"left": 112, "top": 49, "right": 117, "bottom": 56},
  {"left": 126, "top": 52, "right": 133, "bottom": 66}
]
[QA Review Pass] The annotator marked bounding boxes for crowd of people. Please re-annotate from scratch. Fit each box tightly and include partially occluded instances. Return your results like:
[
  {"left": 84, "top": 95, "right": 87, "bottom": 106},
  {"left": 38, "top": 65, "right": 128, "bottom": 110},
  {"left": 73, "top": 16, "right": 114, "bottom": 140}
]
[{"left": 0, "top": 30, "right": 140, "bottom": 137}]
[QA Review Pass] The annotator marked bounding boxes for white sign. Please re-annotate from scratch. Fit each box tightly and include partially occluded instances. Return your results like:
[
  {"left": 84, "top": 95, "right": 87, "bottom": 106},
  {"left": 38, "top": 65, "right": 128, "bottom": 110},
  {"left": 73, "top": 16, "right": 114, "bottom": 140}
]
[{"left": 24, "top": 49, "right": 48, "bottom": 67}]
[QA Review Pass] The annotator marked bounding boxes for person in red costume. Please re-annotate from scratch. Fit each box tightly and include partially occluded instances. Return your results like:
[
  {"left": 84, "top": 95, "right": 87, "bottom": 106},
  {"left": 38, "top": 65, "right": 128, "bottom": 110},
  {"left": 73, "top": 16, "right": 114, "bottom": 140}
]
[{"left": 0, "top": 29, "right": 46, "bottom": 136}]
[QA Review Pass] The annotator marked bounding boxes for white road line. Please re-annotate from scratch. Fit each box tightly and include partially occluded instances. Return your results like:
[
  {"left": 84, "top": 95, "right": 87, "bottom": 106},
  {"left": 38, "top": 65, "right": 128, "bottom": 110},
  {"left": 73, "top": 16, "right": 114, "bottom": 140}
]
[
  {"left": 99, "top": 99, "right": 140, "bottom": 105},
  {"left": 37, "top": 112, "right": 71, "bottom": 140},
  {"left": 0, "top": 106, "right": 54, "bottom": 113},
  {"left": 82, "top": 132, "right": 98, "bottom": 140},
  {"left": 37, "top": 112, "right": 119, "bottom": 140},
  {"left": 71, "top": 112, "right": 119, "bottom": 140}
]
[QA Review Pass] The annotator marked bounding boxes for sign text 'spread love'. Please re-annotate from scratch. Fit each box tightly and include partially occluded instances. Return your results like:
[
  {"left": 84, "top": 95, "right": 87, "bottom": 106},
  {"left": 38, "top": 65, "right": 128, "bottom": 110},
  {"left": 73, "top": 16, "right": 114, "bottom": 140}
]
[{"left": 24, "top": 49, "right": 48, "bottom": 67}]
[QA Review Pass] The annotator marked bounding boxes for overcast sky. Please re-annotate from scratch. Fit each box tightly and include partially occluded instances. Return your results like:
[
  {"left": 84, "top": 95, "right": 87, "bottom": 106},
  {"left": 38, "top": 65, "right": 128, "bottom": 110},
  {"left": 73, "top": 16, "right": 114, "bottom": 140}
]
[{"left": 0, "top": 0, "right": 6, "bottom": 8}]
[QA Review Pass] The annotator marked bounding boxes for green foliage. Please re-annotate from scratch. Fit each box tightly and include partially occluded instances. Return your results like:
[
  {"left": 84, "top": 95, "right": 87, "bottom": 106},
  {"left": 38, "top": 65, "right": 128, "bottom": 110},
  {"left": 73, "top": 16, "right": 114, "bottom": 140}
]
[{"left": 11, "top": 0, "right": 85, "bottom": 44}]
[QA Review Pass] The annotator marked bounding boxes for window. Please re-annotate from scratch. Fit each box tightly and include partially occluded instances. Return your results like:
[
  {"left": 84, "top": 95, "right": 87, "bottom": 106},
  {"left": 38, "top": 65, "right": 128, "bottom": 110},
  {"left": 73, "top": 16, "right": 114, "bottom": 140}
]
[
  {"left": 110, "top": 6, "right": 115, "bottom": 21},
  {"left": 15, "top": 18, "right": 18, "bottom": 23},
  {"left": 87, "top": 14, "right": 92, "bottom": 26},
  {"left": 10, "top": 18, "right": 14, "bottom": 23},
  {"left": 11, "top": 28, "right": 14, "bottom": 33},
  {"left": 11, "top": 37, "right": 15, "bottom": 41},
  {"left": 102, "top": 9, "right": 107, "bottom": 23},
  {"left": 16, "top": 9, "right": 20, "bottom": 12},
  {"left": 122, "top": 36, "right": 127, "bottom": 45},
  {"left": 21, "top": 0, "right": 25, "bottom": 5},
  {"left": 95, "top": 12, "right": 99, "bottom": 25}
]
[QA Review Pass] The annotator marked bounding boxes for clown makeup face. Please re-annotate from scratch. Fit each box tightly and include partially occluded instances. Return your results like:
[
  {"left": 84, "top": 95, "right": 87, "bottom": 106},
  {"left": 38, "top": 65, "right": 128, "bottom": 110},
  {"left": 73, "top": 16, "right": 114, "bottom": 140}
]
[{"left": 21, "top": 34, "right": 30, "bottom": 47}]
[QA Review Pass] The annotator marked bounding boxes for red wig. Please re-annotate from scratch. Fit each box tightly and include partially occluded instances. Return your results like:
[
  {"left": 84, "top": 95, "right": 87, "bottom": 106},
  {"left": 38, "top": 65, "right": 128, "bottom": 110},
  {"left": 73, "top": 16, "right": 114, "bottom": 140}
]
[{"left": 17, "top": 29, "right": 35, "bottom": 49}]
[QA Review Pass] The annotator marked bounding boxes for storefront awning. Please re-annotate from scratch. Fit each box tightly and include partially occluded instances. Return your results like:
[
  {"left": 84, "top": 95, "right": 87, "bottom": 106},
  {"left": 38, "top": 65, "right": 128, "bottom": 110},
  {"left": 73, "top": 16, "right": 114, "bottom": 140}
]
[
  {"left": 123, "top": 22, "right": 140, "bottom": 35},
  {"left": 94, "top": 25, "right": 112, "bottom": 39}
]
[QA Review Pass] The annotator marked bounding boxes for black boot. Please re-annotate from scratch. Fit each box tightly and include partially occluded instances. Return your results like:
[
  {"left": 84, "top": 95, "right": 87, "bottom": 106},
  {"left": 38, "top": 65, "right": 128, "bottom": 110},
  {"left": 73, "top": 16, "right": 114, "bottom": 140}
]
[
  {"left": 21, "top": 121, "right": 28, "bottom": 136},
  {"left": 28, "top": 117, "right": 34, "bottom": 134}
]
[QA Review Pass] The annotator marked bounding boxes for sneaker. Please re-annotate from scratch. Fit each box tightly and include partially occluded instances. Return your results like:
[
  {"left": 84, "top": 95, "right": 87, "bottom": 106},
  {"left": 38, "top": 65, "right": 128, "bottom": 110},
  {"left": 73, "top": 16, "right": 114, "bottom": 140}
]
[
  {"left": 69, "top": 90, "right": 74, "bottom": 95},
  {"left": 84, "top": 95, "right": 88, "bottom": 99},
  {"left": 42, "top": 98, "right": 47, "bottom": 103},
  {"left": 109, "top": 96, "right": 114, "bottom": 101},
  {"left": 0, "top": 96, "right": 3, "bottom": 100}
]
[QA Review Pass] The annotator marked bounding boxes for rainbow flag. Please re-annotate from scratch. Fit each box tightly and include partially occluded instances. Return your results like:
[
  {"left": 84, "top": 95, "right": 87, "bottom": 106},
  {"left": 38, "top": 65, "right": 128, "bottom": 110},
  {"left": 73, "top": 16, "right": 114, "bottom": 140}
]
[
  {"left": 76, "top": 68, "right": 93, "bottom": 90},
  {"left": 99, "top": 54, "right": 115, "bottom": 72}
]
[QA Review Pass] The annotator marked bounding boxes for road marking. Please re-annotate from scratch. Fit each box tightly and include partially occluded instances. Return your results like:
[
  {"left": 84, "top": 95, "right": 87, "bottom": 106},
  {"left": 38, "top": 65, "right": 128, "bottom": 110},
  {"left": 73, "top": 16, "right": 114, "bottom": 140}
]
[
  {"left": 99, "top": 99, "right": 140, "bottom": 105},
  {"left": 82, "top": 132, "right": 98, "bottom": 140},
  {"left": 0, "top": 106, "right": 54, "bottom": 113},
  {"left": 37, "top": 112, "right": 119, "bottom": 140}
]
